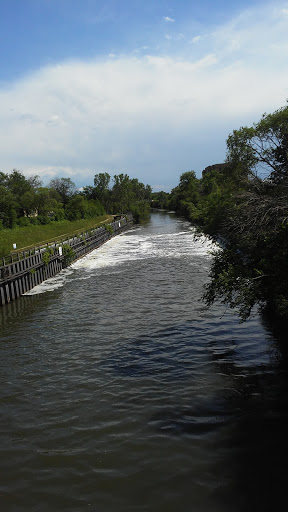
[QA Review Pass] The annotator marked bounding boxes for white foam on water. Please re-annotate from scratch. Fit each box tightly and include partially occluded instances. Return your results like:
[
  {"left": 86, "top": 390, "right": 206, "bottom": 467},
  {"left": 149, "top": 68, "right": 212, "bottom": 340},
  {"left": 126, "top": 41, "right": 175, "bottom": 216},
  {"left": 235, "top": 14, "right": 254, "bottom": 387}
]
[
  {"left": 73, "top": 229, "right": 214, "bottom": 272},
  {"left": 23, "top": 222, "right": 215, "bottom": 295},
  {"left": 23, "top": 268, "right": 74, "bottom": 295}
]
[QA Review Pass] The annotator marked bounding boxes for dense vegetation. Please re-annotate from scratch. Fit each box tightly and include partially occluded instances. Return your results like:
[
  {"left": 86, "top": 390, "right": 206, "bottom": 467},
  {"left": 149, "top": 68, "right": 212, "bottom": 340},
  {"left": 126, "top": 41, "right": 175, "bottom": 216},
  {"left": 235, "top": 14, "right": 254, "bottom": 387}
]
[
  {"left": 0, "top": 171, "right": 151, "bottom": 256},
  {"left": 153, "top": 105, "right": 288, "bottom": 321}
]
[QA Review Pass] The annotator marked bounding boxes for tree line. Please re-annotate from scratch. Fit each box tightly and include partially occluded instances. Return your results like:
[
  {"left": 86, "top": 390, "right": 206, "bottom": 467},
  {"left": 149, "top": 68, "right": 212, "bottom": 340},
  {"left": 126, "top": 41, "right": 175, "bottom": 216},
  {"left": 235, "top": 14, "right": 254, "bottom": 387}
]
[
  {"left": 0, "top": 171, "right": 152, "bottom": 229},
  {"left": 152, "top": 104, "right": 288, "bottom": 321}
]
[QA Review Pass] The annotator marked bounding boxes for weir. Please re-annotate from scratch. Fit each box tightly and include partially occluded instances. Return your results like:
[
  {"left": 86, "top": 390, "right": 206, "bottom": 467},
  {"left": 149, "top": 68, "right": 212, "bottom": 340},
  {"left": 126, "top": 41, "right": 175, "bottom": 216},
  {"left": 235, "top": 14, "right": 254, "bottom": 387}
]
[{"left": 0, "top": 214, "right": 133, "bottom": 307}]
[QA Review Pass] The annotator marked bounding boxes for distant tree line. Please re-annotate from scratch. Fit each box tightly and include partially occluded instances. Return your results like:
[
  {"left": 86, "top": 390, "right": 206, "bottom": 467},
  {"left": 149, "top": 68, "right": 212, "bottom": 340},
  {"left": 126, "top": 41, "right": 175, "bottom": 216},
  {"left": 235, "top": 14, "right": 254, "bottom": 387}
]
[
  {"left": 0, "top": 171, "right": 152, "bottom": 229},
  {"left": 152, "top": 104, "right": 288, "bottom": 321},
  {"left": 83, "top": 172, "right": 151, "bottom": 223}
]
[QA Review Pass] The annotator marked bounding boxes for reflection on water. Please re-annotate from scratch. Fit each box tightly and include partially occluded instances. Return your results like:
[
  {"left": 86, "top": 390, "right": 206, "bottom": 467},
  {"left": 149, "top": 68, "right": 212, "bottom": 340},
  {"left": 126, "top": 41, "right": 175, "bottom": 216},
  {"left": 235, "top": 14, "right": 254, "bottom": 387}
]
[{"left": 0, "top": 211, "right": 287, "bottom": 512}]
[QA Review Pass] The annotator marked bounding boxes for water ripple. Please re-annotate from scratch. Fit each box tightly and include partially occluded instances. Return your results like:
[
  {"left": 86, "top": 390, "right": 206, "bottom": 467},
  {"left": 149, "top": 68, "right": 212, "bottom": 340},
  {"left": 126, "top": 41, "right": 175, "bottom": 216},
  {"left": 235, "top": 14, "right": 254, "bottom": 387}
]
[{"left": 0, "top": 211, "right": 286, "bottom": 512}]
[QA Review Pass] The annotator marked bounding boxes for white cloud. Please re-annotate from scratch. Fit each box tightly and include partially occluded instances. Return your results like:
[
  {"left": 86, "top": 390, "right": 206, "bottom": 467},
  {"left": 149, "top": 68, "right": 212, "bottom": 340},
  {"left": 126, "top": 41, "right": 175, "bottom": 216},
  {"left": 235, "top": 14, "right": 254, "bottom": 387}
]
[
  {"left": 163, "top": 16, "right": 175, "bottom": 23},
  {"left": 0, "top": 3, "right": 288, "bottom": 190},
  {"left": 191, "top": 35, "right": 201, "bottom": 44},
  {"left": 133, "top": 45, "right": 150, "bottom": 54},
  {"left": 24, "top": 165, "right": 85, "bottom": 180},
  {"left": 165, "top": 33, "right": 185, "bottom": 41},
  {"left": 210, "top": 2, "right": 288, "bottom": 61}
]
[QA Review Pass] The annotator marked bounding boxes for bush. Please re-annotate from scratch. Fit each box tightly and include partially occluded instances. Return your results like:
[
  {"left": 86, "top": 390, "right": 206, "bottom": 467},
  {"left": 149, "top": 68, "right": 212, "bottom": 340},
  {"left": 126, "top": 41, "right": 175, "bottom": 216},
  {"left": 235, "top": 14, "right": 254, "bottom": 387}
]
[
  {"left": 17, "top": 217, "right": 30, "bottom": 227},
  {"left": 37, "top": 215, "right": 51, "bottom": 225},
  {"left": 61, "top": 244, "right": 76, "bottom": 267},
  {"left": 104, "top": 224, "right": 113, "bottom": 235},
  {"left": 29, "top": 217, "right": 39, "bottom": 225},
  {"left": 130, "top": 201, "right": 150, "bottom": 223},
  {"left": 42, "top": 246, "right": 54, "bottom": 265}
]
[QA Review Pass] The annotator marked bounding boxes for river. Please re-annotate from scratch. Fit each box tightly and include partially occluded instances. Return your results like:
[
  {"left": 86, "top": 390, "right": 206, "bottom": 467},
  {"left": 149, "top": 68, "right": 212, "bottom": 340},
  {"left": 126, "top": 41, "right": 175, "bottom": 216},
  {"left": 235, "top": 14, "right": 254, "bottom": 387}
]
[{"left": 0, "top": 211, "right": 287, "bottom": 512}]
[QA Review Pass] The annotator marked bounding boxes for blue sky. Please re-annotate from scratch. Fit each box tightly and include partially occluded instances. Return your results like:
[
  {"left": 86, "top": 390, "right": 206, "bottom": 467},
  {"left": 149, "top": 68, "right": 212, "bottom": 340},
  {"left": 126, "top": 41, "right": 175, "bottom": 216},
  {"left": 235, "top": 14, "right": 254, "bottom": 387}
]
[{"left": 0, "top": 0, "right": 287, "bottom": 191}]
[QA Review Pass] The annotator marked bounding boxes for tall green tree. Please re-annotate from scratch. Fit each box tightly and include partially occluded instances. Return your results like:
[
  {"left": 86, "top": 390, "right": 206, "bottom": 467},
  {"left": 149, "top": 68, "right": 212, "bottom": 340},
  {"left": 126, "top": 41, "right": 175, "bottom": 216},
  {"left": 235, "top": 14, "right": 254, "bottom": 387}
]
[
  {"left": 93, "top": 172, "right": 111, "bottom": 211},
  {"left": 226, "top": 105, "right": 288, "bottom": 182},
  {"left": 49, "top": 177, "right": 76, "bottom": 206},
  {"left": 112, "top": 173, "right": 131, "bottom": 213},
  {"left": 94, "top": 172, "right": 111, "bottom": 194},
  {"left": 0, "top": 186, "right": 17, "bottom": 228},
  {"left": 170, "top": 171, "right": 200, "bottom": 220},
  {"left": 204, "top": 104, "right": 288, "bottom": 320}
]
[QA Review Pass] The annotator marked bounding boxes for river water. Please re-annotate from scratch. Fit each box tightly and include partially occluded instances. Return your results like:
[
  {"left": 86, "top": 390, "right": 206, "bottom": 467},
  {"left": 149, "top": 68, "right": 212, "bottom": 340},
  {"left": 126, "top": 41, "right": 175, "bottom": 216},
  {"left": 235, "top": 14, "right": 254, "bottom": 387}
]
[{"left": 1, "top": 211, "right": 288, "bottom": 512}]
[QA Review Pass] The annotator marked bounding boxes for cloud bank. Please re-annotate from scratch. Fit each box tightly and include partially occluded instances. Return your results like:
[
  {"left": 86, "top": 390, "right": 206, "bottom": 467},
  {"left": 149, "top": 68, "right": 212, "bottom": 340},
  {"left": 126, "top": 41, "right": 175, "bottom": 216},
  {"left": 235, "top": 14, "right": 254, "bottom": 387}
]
[{"left": 0, "top": 2, "right": 288, "bottom": 190}]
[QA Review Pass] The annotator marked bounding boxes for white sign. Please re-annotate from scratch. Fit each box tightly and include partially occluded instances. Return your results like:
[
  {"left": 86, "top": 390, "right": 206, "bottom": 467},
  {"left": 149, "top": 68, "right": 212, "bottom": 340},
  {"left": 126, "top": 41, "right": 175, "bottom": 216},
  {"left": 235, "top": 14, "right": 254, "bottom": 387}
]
[
  {"left": 59, "top": 246, "right": 63, "bottom": 256},
  {"left": 13, "top": 243, "right": 17, "bottom": 249}
]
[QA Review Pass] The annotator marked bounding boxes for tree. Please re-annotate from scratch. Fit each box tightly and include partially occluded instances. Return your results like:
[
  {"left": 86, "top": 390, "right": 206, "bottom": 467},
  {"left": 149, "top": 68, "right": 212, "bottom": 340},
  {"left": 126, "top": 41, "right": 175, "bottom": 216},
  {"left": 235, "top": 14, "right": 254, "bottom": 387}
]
[
  {"left": 27, "top": 175, "right": 43, "bottom": 189},
  {"left": 226, "top": 104, "right": 288, "bottom": 181},
  {"left": 112, "top": 173, "right": 131, "bottom": 213},
  {"left": 34, "top": 187, "right": 64, "bottom": 220},
  {"left": 94, "top": 172, "right": 111, "bottom": 194},
  {"left": 6, "top": 170, "right": 32, "bottom": 196},
  {"left": 65, "top": 195, "right": 88, "bottom": 221},
  {"left": 4, "top": 170, "right": 35, "bottom": 217},
  {"left": 169, "top": 171, "right": 200, "bottom": 220},
  {"left": 21, "top": 190, "right": 37, "bottom": 217},
  {"left": 93, "top": 172, "right": 111, "bottom": 211},
  {"left": 145, "top": 184, "right": 152, "bottom": 201},
  {"left": 203, "top": 104, "right": 288, "bottom": 320},
  {"left": 0, "top": 186, "right": 17, "bottom": 228},
  {"left": 0, "top": 172, "right": 7, "bottom": 187},
  {"left": 49, "top": 177, "right": 76, "bottom": 205},
  {"left": 151, "top": 191, "right": 170, "bottom": 209}
]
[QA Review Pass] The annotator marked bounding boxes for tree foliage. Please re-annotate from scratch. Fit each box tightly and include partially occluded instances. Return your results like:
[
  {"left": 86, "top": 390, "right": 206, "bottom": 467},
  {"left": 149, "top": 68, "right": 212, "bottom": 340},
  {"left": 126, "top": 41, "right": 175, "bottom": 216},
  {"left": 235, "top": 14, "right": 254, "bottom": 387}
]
[
  {"left": 49, "top": 177, "right": 77, "bottom": 205},
  {"left": 161, "top": 104, "right": 288, "bottom": 321},
  {"left": 204, "top": 105, "right": 288, "bottom": 320},
  {"left": 226, "top": 106, "right": 288, "bottom": 183},
  {"left": 83, "top": 172, "right": 151, "bottom": 220},
  {"left": 0, "top": 169, "right": 151, "bottom": 231}
]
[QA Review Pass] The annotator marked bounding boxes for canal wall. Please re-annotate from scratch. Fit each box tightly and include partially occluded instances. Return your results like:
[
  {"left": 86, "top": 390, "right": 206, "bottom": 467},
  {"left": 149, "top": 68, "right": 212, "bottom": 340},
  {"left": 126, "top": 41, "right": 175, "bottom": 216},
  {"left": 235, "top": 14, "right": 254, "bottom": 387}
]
[{"left": 0, "top": 215, "right": 133, "bottom": 307}]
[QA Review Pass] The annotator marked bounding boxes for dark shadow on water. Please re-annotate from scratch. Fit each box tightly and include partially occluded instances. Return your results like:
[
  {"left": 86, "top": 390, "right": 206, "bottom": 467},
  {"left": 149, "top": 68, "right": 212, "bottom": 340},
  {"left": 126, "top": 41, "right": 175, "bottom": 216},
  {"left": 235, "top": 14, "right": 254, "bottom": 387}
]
[
  {"left": 147, "top": 364, "right": 288, "bottom": 511},
  {"left": 220, "top": 375, "right": 288, "bottom": 510},
  {"left": 124, "top": 318, "right": 288, "bottom": 512},
  {"left": 260, "top": 309, "right": 288, "bottom": 364},
  {"left": 100, "top": 309, "right": 288, "bottom": 510},
  {"left": 148, "top": 399, "right": 233, "bottom": 436},
  {"left": 101, "top": 323, "right": 208, "bottom": 380}
]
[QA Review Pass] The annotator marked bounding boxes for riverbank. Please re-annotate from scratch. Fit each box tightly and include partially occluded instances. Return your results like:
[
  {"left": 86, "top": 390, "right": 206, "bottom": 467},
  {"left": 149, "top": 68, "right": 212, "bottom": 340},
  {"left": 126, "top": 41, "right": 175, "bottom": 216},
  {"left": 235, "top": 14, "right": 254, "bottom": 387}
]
[
  {"left": 0, "top": 215, "right": 114, "bottom": 259},
  {"left": 0, "top": 214, "right": 133, "bottom": 306}
]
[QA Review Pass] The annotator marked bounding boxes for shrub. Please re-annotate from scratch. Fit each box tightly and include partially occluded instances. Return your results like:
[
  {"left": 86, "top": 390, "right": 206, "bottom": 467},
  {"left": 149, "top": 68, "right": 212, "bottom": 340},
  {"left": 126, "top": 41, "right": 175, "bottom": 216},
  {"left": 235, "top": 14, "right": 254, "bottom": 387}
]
[
  {"left": 104, "top": 224, "right": 113, "bottom": 235},
  {"left": 42, "top": 246, "right": 54, "bottom": 265},
  {"left": 61, "top": 244, "right": 76, "bottom": 267},
  {"left": 17, "top": 217, "right": 30, "bottom": 227}
]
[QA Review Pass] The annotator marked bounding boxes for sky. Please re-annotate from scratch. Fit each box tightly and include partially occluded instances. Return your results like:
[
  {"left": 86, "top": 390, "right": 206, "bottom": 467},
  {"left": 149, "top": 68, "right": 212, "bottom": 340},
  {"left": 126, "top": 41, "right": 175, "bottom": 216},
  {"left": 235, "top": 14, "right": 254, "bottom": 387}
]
[{"left": 0, "top": 0, "right": 288, "bottom": 192}]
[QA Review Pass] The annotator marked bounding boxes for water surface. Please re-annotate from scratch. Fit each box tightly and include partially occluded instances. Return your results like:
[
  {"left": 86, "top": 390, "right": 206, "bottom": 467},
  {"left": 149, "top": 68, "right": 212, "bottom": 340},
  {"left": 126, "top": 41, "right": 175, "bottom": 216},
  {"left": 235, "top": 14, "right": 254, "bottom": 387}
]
[{"left": 1, "top": 211, "right": 287, "bottom": 511}]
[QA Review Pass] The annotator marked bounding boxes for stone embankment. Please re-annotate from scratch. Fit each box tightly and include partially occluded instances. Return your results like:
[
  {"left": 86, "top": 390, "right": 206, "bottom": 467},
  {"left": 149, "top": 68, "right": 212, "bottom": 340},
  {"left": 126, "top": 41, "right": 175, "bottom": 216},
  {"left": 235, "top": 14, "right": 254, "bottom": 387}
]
[{"left": 0, "top": 214, "right": 133, "bottom": 306}]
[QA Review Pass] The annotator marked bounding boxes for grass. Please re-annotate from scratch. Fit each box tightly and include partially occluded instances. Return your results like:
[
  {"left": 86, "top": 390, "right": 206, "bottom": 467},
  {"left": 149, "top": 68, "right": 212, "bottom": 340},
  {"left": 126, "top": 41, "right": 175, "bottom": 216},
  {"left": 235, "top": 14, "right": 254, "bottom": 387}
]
[{"left": 0, "top": 215, "right": 113, "bottom": 259}]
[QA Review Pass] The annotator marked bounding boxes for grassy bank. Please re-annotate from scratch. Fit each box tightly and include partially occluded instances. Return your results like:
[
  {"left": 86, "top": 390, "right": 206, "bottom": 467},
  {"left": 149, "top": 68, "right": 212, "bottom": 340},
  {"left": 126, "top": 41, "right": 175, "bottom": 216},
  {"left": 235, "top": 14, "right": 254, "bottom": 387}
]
[{"left": 0, "top": 215, "right": 113, "bottom": 258}]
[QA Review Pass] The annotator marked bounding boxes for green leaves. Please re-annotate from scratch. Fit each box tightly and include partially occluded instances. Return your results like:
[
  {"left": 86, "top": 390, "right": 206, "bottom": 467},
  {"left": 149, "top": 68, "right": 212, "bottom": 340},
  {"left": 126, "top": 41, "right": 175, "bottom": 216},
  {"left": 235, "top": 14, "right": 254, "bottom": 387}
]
[
  {"left": 170, "top": 103, "right": 288, "bottom": 321},
  {"left": 61, "top": 244, "right": 75, "bottom": 267},
  {"left": 42, "top": 246, "right": 54, "bottom": 266},
  {"left": 226, "top": 104, "right": 288, "bottom": 181},
  {"left": 204, "top": 104, "right": 288, "bottom": 320}
]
